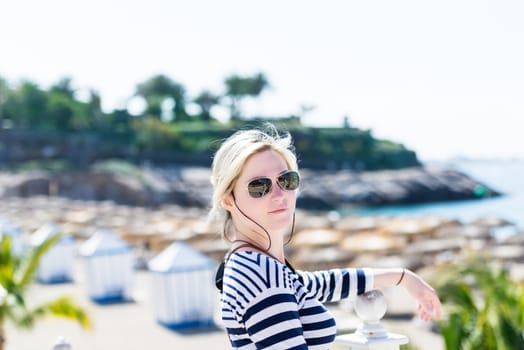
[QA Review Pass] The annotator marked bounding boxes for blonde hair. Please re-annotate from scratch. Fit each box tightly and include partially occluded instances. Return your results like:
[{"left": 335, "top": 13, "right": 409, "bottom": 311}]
[{"left": 208, "top": 124, "right": 298, "bottom": 241}]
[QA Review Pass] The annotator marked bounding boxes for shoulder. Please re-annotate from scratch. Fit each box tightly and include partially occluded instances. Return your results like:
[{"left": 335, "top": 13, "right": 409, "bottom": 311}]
[{"left": 227, "top": 250, "right": 268, "bottom": 273}]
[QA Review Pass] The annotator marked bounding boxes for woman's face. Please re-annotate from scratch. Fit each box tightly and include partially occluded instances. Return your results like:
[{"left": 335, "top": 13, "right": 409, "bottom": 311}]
[{"left": 227, "top": 148, "right": 298, "bottom": 235}]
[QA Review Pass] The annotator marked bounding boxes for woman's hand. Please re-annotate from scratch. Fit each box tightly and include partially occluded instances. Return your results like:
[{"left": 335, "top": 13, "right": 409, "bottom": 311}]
[
  {"left": 369, "top": 267, "right": 442, "bottom": 322},
  {"left": 402, "top": 269, "right": 442, "bottom": 322}
]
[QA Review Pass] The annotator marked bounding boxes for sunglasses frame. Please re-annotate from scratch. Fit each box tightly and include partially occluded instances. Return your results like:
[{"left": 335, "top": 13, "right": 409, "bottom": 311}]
[{"left": 247, "top": 171, "right": 300, "bottom": 198}]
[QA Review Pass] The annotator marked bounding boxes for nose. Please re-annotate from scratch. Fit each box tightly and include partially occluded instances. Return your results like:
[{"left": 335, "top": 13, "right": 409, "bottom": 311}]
[{"left": 270, "top": 181, "right": 285, "bottom": 200}]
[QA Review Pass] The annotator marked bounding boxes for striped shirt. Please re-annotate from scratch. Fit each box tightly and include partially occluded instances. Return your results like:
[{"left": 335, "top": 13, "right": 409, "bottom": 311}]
[{"left": 220, "top": 251, "right": 374, "bottom": 349}]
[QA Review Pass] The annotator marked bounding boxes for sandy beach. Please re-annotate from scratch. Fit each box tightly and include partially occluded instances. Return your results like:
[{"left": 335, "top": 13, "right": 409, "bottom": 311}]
[{"left": 7, "top": 261, "right": 231, "bottom": 350}]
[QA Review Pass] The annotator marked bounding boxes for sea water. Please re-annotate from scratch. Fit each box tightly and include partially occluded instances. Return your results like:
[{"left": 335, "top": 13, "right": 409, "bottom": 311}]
[{"left": 341, "top": 159, "right": 524, "bottom": 230}]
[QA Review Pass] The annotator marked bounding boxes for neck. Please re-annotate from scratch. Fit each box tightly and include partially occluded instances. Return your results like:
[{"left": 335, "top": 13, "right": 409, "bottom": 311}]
[{"left": 233, "top": 232, "right": 285, "bottom": 264}]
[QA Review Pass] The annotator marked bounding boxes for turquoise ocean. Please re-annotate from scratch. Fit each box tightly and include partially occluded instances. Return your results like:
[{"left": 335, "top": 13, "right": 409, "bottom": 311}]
[{"left": 342, "top": 159, "right": 524, "bottom": 230}]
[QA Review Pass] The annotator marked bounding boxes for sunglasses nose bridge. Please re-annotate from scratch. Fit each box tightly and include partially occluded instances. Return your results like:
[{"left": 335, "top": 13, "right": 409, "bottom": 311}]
[{"left": 272, "top": 179, "right": 287, "bottom": 197}]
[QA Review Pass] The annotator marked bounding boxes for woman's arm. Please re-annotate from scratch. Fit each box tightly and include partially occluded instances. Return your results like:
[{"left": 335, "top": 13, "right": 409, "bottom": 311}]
[
  {"left": 297, "top": 267, "right": 441, "bottom": 322},
  {"left": 297, "top": 268, "right": 374, "bottom": 303},
  {"left": 372, "top": 268, "right": 442, "bottom": 322}
]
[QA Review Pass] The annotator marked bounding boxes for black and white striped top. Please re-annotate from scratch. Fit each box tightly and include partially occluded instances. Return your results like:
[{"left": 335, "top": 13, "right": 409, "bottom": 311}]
[{"left": 220, "top": 251, "right": 374, "bottom": 349}]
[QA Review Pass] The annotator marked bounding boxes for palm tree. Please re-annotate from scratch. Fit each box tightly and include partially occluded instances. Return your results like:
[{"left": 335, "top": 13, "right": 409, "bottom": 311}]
[
  {"left": 193, "top": 90, "right": 220, "bottom": 122},
  {"left": 224, "top": 72, "right": 269, "bottom": 120},
  {"left": 434, "top": 258, "right": 524, "bottom": 350},
  {"left": 0, "top": 234, "right": 91, "bottom": 350},
  {"left": 135, "top": 74, "right": 188, "bottom": 121}
]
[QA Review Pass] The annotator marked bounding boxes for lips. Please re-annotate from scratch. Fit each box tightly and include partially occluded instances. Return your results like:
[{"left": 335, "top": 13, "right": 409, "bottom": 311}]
[{"left": 269, "top": 208, "right": 287, "bottom": 214}]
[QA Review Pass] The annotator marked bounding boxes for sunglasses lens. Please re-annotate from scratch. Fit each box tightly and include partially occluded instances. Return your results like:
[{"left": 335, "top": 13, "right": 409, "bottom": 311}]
[
  {"left": 248, "top": 178, "right": 272, "bottom": 198},
  {"left": 278, "top": 171, "right": 300, "bottom": 191}
]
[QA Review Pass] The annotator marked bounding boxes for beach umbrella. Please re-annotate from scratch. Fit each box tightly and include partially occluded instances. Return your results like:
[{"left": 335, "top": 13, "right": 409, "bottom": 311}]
[
  {"left": 148, "top": 241, "right": 216, "bottom": 329},
  {"left": 79, "top": 229, "right": 134, "bottom": 303},
  {"left": 31, "top": 222, "right": 75, "bottom": 284}
]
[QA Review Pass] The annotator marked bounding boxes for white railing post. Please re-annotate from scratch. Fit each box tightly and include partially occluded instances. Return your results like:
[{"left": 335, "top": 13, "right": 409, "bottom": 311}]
[
  {"left": 52, "top": 336, "right": 72, "bottom": 350},
  {"left": 335, "top": 289, "right": 409, "bottom": 350}
]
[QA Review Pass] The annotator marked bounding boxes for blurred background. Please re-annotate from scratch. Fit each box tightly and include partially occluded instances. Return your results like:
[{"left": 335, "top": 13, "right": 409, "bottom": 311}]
[{"left": 1, "top": 1, "right": 523, "bottom": 349}]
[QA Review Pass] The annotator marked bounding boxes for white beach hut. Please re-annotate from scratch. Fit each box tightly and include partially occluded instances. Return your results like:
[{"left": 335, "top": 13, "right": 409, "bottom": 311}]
[
  {"left": 31, "top": 222, "right": 75, "bottom": 284},
  {"left": 148, "top": 241, "right": 216, "bottom": 329},
  {"left": 0, "top": 218, "right": 24, "bottom": 256},
  {"left": 79, "top": 229, "right": 134, "bottom": 303}
]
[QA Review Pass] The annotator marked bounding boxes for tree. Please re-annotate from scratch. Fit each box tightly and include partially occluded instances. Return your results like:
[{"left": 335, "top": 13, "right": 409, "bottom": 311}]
[
  {"left": 3, "top": 81, "right": 47, "bottom": 129},
  {"left": 0, "top": 77, "right": 8, "bottom": 127},
  {"left": 46, "top": 93, "right": 76, "bottom": 131},
  {"left": 224, "top": 72, "right": 269, "bottom": 119},
  {"left": 193, "top": 90, "right": 220, "bottom": 122},
  {"left": 135, "top": 75, "right": 188, "bottom": 122},
  {"left": 434, "top": 259, "right": 524, "bottom": 350},
  {"left": 108, "top": 108, "right": 133, "bottom": 132},
  {"left": 86, "top": 89, "right": 104, "bottom": 129},
  {"left": 0, "top": 234, "right": 91, "bottom": 350},
  {"left": 343, "top": 115, "right": 351, "bottom": 128},
  {"left": 50, "top": 77, "right": 75, "bottom": 99}
]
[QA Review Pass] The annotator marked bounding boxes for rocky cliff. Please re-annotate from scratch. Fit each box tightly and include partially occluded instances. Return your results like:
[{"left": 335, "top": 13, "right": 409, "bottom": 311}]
[{"left": 0, "top": 166, "right": 499, "bottom": 210}]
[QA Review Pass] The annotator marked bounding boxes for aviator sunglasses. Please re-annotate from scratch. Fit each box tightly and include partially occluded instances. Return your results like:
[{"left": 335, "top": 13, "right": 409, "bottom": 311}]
[{"left": 247, "top": 171, "right": 300, "bottom": 198}]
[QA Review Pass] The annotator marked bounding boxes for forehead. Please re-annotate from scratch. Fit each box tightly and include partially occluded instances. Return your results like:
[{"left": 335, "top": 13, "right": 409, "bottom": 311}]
[{"left": 240, "top": 149, "right": 288, "bottom": 179}]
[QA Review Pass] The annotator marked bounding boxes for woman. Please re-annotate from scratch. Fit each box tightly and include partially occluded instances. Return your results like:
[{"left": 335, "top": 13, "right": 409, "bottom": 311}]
[{"left": 209, "top": 125, "right": 441, "bottom": 349}]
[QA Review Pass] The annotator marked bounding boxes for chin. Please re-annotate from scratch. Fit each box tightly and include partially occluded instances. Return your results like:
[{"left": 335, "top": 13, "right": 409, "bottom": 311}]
[{"left": 267, "top": 218, "right": 294, "bottom": 232}]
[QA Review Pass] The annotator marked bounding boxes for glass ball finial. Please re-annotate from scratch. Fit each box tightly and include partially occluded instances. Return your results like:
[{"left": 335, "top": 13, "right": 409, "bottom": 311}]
[
  {"left": 354, "top": 289, "right": 387, "bottom": 322},
  {"left": 53, "top": 337, "right": 72, "bottom": 350},
  {"left": 354, "top": 289, "right": 388, "bottom": 338}
]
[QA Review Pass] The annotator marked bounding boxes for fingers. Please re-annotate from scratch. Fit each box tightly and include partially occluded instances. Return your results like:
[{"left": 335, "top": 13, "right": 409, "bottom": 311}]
[
  {"left": 426, "top": 292, "right": 442, "bottom": 320},
  {"left": 417, "top": 303, "right": 430, "bottom": 322},
  {"left": 406, "top": 272, "right": 443, "bottom": 322},
  {"left": 417, "top": 303, "right": 433, "bottom": 322},
  {"left": 434, "top": 296, "right": 442, "bottom": 320},
  {"left": 417, "top": 294, "right": 442, "bottom": 322}
]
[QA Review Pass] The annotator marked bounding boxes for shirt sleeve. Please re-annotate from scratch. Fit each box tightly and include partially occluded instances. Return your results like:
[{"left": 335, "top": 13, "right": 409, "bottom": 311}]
[
  {"left": 242, "top": 288, "right": 309, "bottom": 349},
  {"left": 296, "top": 268, "right": 374, "bottom": 303}
]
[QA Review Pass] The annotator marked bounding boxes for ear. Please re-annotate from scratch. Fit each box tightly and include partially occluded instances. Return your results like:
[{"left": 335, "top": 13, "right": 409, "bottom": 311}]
[{"left": 221, "top": 194, "right": 235, "bottom": 211}]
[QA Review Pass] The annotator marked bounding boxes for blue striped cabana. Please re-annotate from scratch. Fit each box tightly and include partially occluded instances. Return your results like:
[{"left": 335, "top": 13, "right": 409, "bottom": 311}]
[
  {"left": 79, "top": 229, "right": 134, "bottom": 303},
  {"left": 148, "top": 241, "right": 216, "bottom": 329},
  {"left": 31, "top": 222, "right": 75, "bottom": 284}
]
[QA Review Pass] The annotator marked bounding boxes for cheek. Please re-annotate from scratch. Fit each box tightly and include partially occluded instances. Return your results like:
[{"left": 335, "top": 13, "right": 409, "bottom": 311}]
[
  {"left": 233, "top": 186, "right": 264, "bottom": 211},
  {"left": 243, "top": 196, "right": 266, "bottom": 212},
  {"left": 231, "top": 197, "right": 267, "bottom": 227},
  {"left": 290, "top": 197, "right": 298, "bottom": 212}
]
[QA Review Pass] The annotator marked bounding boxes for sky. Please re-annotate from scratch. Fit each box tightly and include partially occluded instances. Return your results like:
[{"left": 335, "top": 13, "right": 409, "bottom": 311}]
[{"left": 1, "top": 0, "right": 523, "bottom": 161}]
